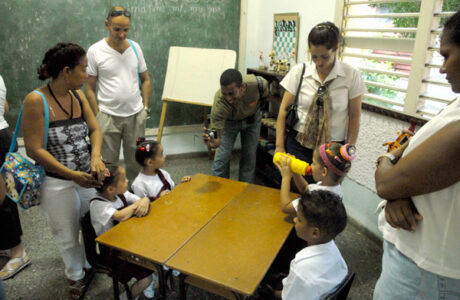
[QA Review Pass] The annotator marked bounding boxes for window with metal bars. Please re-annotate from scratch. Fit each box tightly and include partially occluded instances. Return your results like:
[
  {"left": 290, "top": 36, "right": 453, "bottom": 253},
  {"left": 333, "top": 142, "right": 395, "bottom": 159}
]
[{"left": 335, "top": 0, "right": 459, "bottom": 120}]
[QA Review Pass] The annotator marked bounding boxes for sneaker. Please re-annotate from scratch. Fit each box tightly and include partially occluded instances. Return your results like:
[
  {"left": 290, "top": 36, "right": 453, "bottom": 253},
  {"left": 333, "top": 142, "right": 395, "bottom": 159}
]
[
  {"left": 0, "top": 250, "right": 31, "bottom": 280},
  {"left": 68, "top": 268, "right": 95, "bottom": 300}
]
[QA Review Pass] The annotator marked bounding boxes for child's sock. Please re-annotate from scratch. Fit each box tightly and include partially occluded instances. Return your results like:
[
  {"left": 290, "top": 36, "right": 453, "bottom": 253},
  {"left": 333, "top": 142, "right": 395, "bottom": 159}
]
[{"left": 143, "top": 273, "right": 158, "bottom": 298}]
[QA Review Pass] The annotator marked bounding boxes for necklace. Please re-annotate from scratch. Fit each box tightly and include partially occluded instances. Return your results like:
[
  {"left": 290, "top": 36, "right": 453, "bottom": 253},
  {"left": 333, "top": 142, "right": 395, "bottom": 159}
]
[{"left": 47, "top": 84, "right": 73, "bottom": 119}]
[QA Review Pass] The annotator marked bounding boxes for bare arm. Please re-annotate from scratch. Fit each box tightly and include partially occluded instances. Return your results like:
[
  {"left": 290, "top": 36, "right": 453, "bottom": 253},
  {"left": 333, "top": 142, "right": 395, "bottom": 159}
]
[
  {"left": 84, "top": 75, "right": 99, "bottom": 115},
  {"left": 4, "top": 100, "right": 8, "bottom": 114},
  {"left": 112, "top": 205, "right": 136, "bottom": 222},
  {"left": 76, "top": 90, "right": 105, "bottom": 183},
  {"left": 292, "top": 173, "right": 309, "bottom": 194},
  {"left": 275, "top": 157, "right": 296, "bottom": 216},
  {"left": 347, "top": 95, "right": 362, "bottom": 145},
  {"left": 139, "top": 71, "right": 151, "bottom": 108},
  {"left": 375, "top": 120, "right": 460, "bottom": 199},
  {"left": 23, "top": 92, "right": 99, "bottom": 188},
  {"left": 275, "top": 90, "right": 296, "bottom": 153}
]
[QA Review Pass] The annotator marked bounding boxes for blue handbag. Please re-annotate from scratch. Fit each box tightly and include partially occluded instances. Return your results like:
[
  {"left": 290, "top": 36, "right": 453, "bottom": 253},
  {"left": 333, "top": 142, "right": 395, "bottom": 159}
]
[{"left": 0, "top": 91, "right": 49, "bottom": 209}]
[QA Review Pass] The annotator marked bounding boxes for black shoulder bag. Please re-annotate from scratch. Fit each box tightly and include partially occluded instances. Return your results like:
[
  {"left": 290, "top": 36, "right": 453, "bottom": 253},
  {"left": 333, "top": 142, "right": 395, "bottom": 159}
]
[{"left": 285, "top": 63, "right": 306, "bottom": 131}]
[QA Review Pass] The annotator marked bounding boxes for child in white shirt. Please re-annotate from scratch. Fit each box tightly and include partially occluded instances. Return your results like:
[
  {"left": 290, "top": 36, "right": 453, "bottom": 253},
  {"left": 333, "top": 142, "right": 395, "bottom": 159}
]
[
  {"left": 131, "top": 137, "right": 190, "bottom": 200},
  {"left": 276, "top": 142, "right": 356, "bottom": 216},
  {"left": 277, "top": 190, "right": 348, "bottom": 300},
  {"left": 90, "top": 165, "right": 153, "bottom": 299}
]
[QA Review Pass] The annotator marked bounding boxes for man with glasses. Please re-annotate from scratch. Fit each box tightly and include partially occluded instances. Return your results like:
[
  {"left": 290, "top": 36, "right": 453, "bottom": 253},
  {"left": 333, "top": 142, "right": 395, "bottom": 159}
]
[
  {"left": 85, "top": 6, "right": 151, "bottom": 184},
  {"left": 203, "top": 69, "right": 268, "bottom": 183}
]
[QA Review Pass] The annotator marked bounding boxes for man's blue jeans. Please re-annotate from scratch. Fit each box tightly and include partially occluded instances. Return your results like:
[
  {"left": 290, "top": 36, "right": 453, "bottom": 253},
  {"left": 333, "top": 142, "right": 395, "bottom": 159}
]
[
  {"left": 374, "top": 240, "right": 460, "bottom": 300},
  {"left": 211, "top": 112, "right": 261, "bottom": 183}
]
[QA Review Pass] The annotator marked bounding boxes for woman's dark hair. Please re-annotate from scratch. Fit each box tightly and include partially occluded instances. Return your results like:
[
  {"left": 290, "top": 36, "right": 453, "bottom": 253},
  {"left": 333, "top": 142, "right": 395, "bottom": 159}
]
[
  {"left": 220, "top": 69, "right": 243, "bottom": 87},
  {"left": 135, "top": 137, "right": 161, "bottom": 166},
  {"left": 96, "top": 165, "right": 122, "bottom": 193},
  {"left": 308, "top": 21, "right": 342, "bottom": 50},
  {"left": 315, "top": 142, "right": 356, "bottom": 183},
  {"left": 442, "top": 10, "right": 460, "bottom": 45},
  {"left": 37, "top": 42, "right": 86, "bottom": 81},
  {"left": 298, "top": 190, "right": 347, "bottom": 241}
]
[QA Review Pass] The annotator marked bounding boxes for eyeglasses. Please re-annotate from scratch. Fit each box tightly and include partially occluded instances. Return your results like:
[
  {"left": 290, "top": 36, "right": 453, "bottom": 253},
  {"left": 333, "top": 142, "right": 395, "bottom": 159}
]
[
  {"left": 108, "top": 10, "right": 131, "bottom": 19},
  {"left": 316, "top": 85, "right": 327, "bottom": 106}
]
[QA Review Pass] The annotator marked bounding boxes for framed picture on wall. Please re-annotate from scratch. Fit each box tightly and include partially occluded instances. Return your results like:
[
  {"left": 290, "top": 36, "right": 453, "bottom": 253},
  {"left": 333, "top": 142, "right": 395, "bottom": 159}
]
[{"left": 273, "top": 13, "right": 300, "bottom": 62}]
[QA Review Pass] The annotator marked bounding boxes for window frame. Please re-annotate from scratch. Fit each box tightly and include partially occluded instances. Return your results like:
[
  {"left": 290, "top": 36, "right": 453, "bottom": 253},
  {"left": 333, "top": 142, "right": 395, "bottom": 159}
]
[{"left": 335, "top": 0, "right": 457, "bottom": 122}]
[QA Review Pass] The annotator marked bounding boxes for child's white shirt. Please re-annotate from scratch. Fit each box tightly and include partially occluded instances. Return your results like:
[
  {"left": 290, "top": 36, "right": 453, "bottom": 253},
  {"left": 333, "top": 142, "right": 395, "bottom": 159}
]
[
  {"left": 292, "top": 182, "right": 343, "bottom": 211},
  {"left": 131, "top": 169, "right": 175, "bottom": 198},
  {"left": 282, "top": 240, "right": 348, "bottom": 300},
  {"left": 90, "top": 191, "right": 139, "bottom": 236}
]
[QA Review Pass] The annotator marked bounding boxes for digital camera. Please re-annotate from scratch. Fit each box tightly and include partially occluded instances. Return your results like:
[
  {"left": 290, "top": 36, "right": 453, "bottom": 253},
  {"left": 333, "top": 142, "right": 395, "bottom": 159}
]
[{"left": 205, "top": 128, "right": 218, "bottom": 139}]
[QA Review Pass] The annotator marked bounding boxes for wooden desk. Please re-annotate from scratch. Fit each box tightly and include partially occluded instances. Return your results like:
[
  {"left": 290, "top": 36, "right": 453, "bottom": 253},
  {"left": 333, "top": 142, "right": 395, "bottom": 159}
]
[
  {"left": 96, "top": 174, "right": 248, "bottom": 299},
  {"left": 166, "top": 183, "right": 293, "bottom": 299}
]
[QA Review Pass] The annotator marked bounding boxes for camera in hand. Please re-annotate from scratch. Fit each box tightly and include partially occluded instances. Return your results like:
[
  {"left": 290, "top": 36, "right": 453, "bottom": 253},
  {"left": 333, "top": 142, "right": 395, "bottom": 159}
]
[{"left": 205, "top": 128, "right": 218, "bottom": 139}]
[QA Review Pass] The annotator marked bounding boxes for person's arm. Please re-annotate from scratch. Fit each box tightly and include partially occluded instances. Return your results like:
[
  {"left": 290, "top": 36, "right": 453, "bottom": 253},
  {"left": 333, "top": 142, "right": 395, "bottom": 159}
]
[
  {"left": 204, "top": 93, "right": 226, "bottom": 148},
  {"left": 292, "top": 173, "right": 309, "bottom": 194},
  {"left": 275, "top": 157, "right": 296, "bottom": 216},
  {"left": 76, "top": 90, "right": 105, "bottom": 183},
  {"left": 347, "top": 95, "right": 362, "bottom": 145},
  {"left": 275, "top": 90, "right": 296, "bottom": 154},
  {"left": 23, "top": 92, "right": 99, "bottom": 188},
  {"left": 139, "top": 71, "right": 151, "bottom": 109},
  {"left": 375, "top": 120, "right": 460, "bottom": 200},
  {"left": 4, "top": 100, "right": 8, "bottom": 115},
  {"left": 112, "top": 205, "right": 136, "bottom": 222},
  {"left": 84, "top": 75, "right": 99, "bottom": 115}
]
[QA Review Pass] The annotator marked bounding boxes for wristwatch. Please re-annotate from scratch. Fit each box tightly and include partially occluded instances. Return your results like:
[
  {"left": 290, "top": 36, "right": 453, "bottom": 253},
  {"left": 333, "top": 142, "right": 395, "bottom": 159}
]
[{"left": 376, "top": 153, "right": 396, "bottom": 167}]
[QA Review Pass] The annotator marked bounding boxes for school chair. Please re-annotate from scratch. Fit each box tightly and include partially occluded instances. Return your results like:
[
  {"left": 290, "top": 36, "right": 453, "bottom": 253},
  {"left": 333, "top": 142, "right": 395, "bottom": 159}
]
[
  {"left": 325, "top": 271, "right": 356, "bottom": 300},
  {"left": 80, "top": 212, "right": 133, "bottom": 300}
]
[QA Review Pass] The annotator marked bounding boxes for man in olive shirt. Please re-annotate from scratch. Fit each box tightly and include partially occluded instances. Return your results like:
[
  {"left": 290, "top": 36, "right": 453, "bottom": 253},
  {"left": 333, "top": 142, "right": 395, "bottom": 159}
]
[{"left": 203, "top": 69, "right": 268, "bottom": 183}]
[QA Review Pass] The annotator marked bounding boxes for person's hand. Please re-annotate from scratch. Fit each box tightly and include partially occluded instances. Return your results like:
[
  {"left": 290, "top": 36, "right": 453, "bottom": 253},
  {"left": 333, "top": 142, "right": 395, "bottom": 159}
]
[
  {"left": 159, "top": 190, "right": 170, "bottom": 197},
  {"left": 90, "top": 156, "right": 106, "bottom": 184},
  {"left": 389, "top": 140, "right": 410, "bottom": 162},
  {"left": 385, "top": 198, "right": 423, "bottom": 232},
  {"left": 275, "top": 156, "right": 293, "bottom": 179},
  {"left": 202, "top": 127, "right": 221, "bottom": 148},
  {"left": 71, "top": 171, "right": 101, "bottom": 188},
  {"left": 181, "top": 176, "right": 191, "bottom": 183},
  {"left": 134, "top": 197, "right": 150, "bottom": 217}
]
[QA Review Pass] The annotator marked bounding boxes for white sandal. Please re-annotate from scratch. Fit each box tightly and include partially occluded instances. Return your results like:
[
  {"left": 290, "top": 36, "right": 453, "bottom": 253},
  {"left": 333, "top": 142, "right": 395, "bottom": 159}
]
[{"left": 0, "top": 251, "right": 31, "bottom": 280}]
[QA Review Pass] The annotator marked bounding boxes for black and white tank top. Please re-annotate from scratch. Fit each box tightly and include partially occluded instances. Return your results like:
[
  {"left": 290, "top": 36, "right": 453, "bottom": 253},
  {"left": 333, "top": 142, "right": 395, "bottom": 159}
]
[{"left": 46, "top": 91, "right": 91, "bottom": 179}]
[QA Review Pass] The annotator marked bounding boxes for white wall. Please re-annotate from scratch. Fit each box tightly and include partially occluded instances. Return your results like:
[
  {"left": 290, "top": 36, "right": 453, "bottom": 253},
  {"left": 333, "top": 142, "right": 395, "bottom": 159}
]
[{"left": 244, "top": 0, "right": 337, "bottom": 71}]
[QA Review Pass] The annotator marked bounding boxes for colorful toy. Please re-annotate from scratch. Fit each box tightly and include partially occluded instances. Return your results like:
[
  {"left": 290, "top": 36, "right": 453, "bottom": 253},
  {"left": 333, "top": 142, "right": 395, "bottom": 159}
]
[
  {"left": 383, "top": 120, "right": 416, "bottom": 152},
  {"left": 273, "top": 152, "right": 311, "bottom": 175}
]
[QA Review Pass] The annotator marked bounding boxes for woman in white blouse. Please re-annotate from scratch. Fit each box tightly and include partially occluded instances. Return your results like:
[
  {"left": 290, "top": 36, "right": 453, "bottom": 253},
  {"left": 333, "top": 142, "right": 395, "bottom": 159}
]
[{"left": 275, "top": 22, "right": 366, "bottom": 180}]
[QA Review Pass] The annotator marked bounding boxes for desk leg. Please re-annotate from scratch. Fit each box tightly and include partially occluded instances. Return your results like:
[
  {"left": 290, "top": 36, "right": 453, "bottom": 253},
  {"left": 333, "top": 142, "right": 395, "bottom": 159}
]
[
  {"left": 111, "top": 249, "right": 120, "bottom": 300},
  {"left": 155, "top": 264, "right": 166, "bottom": 300},
  {"left": 179, "top": 274, "right": 187, "bottom": 300}
]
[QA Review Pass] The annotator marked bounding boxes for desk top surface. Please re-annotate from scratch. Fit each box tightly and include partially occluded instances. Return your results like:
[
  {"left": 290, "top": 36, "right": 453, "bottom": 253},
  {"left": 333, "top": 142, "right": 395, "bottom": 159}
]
[
  {"left": 166, "top": 182, "right": 293, "bottom": 295},
  {"left": 96, "top": 174, "right": 248, "bottom": 264}
]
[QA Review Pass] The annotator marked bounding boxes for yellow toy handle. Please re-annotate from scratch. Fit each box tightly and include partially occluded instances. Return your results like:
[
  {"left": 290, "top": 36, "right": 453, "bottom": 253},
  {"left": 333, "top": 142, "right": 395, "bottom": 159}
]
[{"left": 273, "top": 152, "right": 312, "bottom": 175}]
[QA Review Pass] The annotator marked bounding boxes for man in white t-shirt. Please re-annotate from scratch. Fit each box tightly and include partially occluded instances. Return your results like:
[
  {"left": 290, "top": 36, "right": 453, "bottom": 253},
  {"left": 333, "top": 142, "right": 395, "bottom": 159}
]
[{"left": 85, "top": 6, "right": 152, "bottom": 184}]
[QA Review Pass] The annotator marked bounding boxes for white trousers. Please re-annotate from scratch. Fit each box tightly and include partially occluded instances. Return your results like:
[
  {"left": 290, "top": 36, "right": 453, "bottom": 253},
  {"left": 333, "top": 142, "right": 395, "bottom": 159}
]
[{"left": 39, "top": 176, "right": 96, "bottom": 281}]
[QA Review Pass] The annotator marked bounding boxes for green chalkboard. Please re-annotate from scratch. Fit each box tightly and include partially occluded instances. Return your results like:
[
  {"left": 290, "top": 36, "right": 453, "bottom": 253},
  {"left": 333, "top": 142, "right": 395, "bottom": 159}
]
[{"left": 0, "top": 0, "right": 240, "bottom": 129}]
